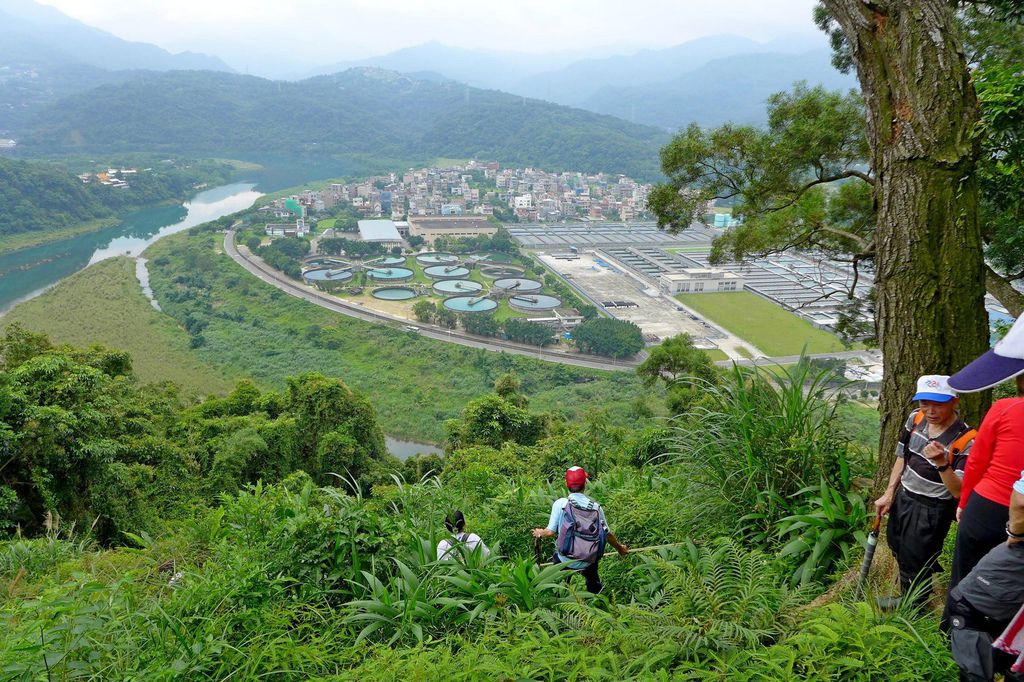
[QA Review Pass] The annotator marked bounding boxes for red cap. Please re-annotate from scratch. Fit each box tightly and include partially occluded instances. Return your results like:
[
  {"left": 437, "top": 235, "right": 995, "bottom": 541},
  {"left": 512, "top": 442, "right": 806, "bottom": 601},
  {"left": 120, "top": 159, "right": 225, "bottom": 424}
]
[{"left": 565, "top": 466, "right": 588, "bottom": 488}]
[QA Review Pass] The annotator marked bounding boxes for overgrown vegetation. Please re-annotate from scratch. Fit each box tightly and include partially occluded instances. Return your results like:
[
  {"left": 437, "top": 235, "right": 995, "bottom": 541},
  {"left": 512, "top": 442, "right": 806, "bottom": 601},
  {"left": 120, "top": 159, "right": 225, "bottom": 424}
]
[{"left": 0, "top": 329, "right": 955, "bottom": 678}]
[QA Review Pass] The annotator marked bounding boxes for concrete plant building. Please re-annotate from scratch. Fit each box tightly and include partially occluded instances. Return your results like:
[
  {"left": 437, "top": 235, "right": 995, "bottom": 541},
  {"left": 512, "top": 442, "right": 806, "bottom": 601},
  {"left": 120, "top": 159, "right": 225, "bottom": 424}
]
[
  {"left": 407, "top": 216, "right": 498, "bottom": 245},
  {"left": 658, "top": 269, "right": 744, "bottom": 295}
]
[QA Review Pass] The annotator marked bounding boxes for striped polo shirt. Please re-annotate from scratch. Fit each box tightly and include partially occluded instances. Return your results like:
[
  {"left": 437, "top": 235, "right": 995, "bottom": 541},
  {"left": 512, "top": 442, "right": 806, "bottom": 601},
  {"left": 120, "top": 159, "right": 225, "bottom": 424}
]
[{"left": 897, "top": 409, "right": 973, "bottom": 500}]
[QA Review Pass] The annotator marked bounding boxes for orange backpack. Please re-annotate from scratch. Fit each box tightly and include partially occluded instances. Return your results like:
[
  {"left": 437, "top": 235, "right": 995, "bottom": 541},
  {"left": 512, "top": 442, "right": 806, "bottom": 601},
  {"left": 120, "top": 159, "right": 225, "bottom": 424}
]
[{"left": 910, "top": 410, "right": 976, "bottom": 462}]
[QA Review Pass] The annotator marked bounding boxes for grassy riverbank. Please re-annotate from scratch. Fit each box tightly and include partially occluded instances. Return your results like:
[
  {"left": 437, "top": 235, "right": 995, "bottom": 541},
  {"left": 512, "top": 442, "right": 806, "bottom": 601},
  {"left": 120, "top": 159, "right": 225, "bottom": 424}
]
[
  {"left": 0, "top": 217, "right": 120, "bottom": 253},
  {"left": 0, "top": 257, "right": 239, "bottom": 397},
  {"left": 145, "top": 230, "right": 660, "bottom": 441}
]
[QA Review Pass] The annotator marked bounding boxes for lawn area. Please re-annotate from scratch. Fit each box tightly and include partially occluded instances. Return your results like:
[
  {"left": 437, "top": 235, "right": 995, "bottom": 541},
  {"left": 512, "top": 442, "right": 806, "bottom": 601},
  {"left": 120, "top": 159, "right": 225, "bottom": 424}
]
[
  {"left": 676, "top": 291, "right": 852, "bottom": 356},
  {"left": 702, "top": 348, "right": 729, "bottom": 361},
  {"left": 139, "top": 231, "right": 661, "bottom": 441},
  {"left": 1, "top": 258, "right": 239, "bottom": 398}
]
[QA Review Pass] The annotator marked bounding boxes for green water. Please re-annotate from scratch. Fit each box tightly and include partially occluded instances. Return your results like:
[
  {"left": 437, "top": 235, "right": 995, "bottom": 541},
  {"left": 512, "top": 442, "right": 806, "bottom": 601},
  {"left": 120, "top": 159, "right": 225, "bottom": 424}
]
[{"left": 0, "top": 183, "right": 261, "bottom": 313}]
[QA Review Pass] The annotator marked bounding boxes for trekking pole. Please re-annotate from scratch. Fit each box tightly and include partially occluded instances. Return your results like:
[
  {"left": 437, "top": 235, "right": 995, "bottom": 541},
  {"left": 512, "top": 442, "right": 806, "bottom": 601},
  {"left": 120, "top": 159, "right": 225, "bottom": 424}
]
[
  {"left": 533, "top": 536, "right": 543, "bottom": 567},
  {"left": 855, "top": 512, "right": 882, "bottom": 600}
]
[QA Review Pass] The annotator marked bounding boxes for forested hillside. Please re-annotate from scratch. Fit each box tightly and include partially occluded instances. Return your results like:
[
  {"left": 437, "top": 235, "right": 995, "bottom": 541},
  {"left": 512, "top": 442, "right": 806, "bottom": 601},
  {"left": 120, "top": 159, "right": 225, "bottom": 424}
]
[
  {"left": 0, "top": 157, "right": 232, "bottom": 241},
  {"left": 0, "top": 326, "right": 953, "bottom": 678},
  {"left": 19, "top": 69, "right": 670, "bottom": 180}
]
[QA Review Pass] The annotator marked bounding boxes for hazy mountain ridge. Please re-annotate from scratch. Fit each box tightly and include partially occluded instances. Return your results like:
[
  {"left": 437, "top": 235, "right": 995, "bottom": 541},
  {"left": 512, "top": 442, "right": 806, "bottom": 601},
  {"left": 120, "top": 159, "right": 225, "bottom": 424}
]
[
  {"left": 580, "top": 49, "right": 857, "bottom": 129},
  {"left": 20, "top": 68, "right": 670, "bottom": 179}
]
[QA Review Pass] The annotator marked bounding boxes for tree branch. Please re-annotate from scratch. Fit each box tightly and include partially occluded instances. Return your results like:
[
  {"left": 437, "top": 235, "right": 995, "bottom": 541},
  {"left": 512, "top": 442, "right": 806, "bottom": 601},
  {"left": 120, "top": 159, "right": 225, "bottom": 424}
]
[{"left": 985, "top": 263, "right": 1024, "bottom": 317}]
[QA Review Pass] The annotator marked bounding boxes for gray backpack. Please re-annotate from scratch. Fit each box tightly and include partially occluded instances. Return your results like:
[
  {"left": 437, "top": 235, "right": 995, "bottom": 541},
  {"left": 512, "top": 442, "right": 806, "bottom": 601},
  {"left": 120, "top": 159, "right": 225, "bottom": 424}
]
[{"left": 556, "top": 498, "right": 607, "bottom": 563}]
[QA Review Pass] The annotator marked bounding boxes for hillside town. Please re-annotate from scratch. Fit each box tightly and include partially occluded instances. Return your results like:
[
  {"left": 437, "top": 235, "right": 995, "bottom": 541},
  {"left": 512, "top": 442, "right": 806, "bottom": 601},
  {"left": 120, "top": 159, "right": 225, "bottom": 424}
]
[{"left": 266, "top": 161, "right": 654, "bottom": 224}]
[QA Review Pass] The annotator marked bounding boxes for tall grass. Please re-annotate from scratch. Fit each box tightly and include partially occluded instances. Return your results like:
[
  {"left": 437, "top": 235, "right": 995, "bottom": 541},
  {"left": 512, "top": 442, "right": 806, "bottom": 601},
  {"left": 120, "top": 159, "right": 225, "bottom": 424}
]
[{"left": 666, "top": 360, "right": 855, "bottom": 540}]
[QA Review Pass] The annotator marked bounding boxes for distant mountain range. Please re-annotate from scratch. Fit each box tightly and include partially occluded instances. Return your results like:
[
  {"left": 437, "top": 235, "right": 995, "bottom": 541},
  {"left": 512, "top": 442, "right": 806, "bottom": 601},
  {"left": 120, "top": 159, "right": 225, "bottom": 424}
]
[
  {"left": 303, "top": 35, "right": 852, "bottom": 129},
  {"left": 579, "top": 49, "right": 856, "bottom": 128},
  {"left": 0, "top": 0, "right": 230, "bottom": 131},
  {"left": 20, "top": 69, "right": 671, "bottom": 180}
]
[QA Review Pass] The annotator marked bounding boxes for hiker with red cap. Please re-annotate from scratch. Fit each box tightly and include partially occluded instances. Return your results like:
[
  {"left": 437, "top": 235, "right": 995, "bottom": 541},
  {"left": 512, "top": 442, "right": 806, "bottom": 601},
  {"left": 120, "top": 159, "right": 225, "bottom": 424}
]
[
  {"left": 944, "top": 316, "right": 1024, "bottom": 611},
  {"left": 531, "top": 466, "right": 628, "bottom": 594},
  {"left": 873, "top": 374, "right": 976, "bottom": 609}
]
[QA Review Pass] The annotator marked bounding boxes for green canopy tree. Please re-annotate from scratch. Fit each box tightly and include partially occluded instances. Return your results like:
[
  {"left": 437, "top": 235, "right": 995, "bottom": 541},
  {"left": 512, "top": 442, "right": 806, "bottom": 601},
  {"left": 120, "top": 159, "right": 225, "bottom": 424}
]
[{"left": 652, "top": 1, "right": 1017, "bottom": 482}]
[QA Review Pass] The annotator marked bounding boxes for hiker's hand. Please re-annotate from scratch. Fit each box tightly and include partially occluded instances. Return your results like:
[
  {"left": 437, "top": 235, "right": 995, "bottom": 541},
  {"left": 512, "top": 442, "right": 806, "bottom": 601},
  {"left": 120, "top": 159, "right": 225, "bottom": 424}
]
[
  {"left": 874, "top": 491, "right": 894, "bottom": 517},
  {"left": 923, "top": 441, "right": 948, "bottom": 467},
  {"left": 957, "top": 507, "right": 963, "bottom": 523},
  {"left": 616, "top": 545, "right": 629, "bottom": 556},
  {"left": 531, "top": 528, "right": 551, "bottom": 539}
]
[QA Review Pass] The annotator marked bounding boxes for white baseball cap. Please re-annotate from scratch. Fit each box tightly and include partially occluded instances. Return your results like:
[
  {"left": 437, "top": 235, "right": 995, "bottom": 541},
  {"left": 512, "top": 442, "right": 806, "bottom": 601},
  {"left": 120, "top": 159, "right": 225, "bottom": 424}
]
[{"left": 912, "top": 375, "right": 957, "bottom": 403}]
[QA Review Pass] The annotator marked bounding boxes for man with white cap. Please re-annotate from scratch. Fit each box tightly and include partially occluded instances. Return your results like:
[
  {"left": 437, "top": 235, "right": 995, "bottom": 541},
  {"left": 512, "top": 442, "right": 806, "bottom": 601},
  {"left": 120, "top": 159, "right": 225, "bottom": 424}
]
[
  {"left": 874, "top": 374, "right": 976, "bottom": 609},
  {"left": 945, "top": 316, "right": 1024, "bottom": 602}
]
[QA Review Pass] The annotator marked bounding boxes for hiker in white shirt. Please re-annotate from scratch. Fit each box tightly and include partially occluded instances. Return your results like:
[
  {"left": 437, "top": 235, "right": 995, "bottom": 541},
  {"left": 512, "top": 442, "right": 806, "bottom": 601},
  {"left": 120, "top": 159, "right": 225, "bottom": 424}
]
[{"left": 436, "top": 510, "right": 490, "bottom": 561}]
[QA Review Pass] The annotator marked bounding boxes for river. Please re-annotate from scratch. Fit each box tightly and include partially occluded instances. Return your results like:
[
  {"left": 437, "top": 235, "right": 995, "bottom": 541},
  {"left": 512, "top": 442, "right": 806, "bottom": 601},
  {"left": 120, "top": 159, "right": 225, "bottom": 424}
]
[
  {"left": 0, "top": 183, "right": 262, "bottom": 313},
  {"left": 0, "top": 176, "right": 446, "bottom": 459}
]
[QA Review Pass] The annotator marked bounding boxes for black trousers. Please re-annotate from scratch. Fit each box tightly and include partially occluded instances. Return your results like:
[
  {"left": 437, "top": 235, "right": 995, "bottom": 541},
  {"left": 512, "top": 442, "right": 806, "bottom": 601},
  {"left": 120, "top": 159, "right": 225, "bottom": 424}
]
[
  {"left": 943, "top": 493, "right": 1010, "bottom": 631},
  {"left": 552, "top": 553, "right": 603, "bottom": 594},
  {"left": 950, "top": 493, "right": 1010, "bottom": 592},
  {"left": 886, "top": 487, "right": 956, "bottom": 600}
]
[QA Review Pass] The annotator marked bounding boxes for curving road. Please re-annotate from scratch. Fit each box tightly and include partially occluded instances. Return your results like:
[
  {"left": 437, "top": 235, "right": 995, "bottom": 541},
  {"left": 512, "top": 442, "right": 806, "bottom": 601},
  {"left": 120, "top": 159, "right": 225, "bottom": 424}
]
[{"left": 223, "top": 230, "right": 643, "bottom": 372}]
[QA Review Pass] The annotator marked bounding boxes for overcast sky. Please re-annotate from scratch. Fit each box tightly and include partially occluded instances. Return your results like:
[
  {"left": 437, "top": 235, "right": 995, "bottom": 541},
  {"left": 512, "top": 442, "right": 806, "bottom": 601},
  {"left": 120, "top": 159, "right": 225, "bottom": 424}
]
[{"left": 35, "top": 0, "right": 824, "bottom": 70}]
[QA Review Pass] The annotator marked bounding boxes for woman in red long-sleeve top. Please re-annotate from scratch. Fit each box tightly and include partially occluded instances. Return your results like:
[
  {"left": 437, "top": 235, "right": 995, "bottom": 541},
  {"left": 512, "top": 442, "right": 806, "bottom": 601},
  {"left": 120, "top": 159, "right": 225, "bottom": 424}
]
[{"left": 950, "top": 393, "right": 1024, "bottom": 591}]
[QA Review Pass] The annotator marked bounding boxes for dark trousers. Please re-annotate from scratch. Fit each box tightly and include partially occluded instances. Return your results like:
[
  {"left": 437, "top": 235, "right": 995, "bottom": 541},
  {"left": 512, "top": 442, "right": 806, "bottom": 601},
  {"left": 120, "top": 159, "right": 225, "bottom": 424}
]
[
  {"left": 950, "top": 493, "right": 1010, "bottom": 591},
  {"left": 886, "top": 487, "right": 956, "bottom": 604},
  {"left": 552, "top": 553, "right": 603, "bottom": 594},
  {"left": 944, "top": 493, "right": 1010, "bottom": 631}
]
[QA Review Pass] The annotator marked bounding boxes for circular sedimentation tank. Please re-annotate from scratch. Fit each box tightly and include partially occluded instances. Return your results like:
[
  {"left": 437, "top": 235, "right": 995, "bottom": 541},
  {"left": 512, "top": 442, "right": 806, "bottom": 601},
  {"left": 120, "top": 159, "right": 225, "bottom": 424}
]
[
  {"left": 509, "top": 294, "right": 562, "bottom": 311},
  {"left": 444, "top": 296, "right": 498, "bottom": 312},
  {"left": 367, "top": 267, "right": 414, "bottom": 282},
  {"left": 433, "top": 279, "right": 484, "bottom": 295},
  {"left": 303, "top": 267, "right": 354, "bottom": 283},
  {"left": 372, "top": 287, "right": 418, "bottom": 301},
  {"left": 416, "top": 252, "right": 460, "bottom": 266},
  {"left": 373, "top": 256, "right": 407, "bottom": 267},
  {"left": 480, "top": 264, "right": 525, "bottom": 278},
  {"left": 492, "top": 277, "right": 542, "bottom": 293},
  {"left": 424, "top": 265, "right": 471, "bottom": 279}
]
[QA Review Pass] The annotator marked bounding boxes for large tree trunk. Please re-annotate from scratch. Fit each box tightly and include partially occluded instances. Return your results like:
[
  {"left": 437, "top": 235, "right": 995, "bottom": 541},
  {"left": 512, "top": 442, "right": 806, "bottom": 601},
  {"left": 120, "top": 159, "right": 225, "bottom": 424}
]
[{"left": 821, "top": 1, "right": 990, "bottom": 488}]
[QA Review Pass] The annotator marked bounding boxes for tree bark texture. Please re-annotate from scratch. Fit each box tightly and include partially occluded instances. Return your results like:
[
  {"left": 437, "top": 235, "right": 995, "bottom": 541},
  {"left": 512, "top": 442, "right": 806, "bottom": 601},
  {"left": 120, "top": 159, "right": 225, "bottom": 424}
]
[{"left": 821, "top": 1, "right": 990, "bottom": 488}]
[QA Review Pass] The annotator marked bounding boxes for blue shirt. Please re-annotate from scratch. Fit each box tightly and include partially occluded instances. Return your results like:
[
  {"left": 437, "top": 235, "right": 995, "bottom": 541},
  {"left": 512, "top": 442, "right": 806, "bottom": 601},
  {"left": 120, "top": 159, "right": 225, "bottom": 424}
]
[{"left": 545, "top": 493, "right": 609, "bottom": 569}]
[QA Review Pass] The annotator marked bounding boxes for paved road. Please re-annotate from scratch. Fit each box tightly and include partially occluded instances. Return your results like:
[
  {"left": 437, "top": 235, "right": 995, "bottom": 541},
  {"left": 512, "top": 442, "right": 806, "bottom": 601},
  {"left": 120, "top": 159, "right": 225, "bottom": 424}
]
[
  {"left": 715, "top": 349, "right": 875, "bottom": 368},
  {"left": 224, "top": 231, "right": 643, "bottom": 372}
]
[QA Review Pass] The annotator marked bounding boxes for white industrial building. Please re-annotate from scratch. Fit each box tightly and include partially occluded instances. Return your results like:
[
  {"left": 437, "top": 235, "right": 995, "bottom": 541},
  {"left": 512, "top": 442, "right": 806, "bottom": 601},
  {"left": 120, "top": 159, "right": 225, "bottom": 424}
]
[
  {"left": 357, "top": 219, "right": 403, "bottom": 248},
  {"left": 658, "top": 268, "right": 743, "bottom": 295}
]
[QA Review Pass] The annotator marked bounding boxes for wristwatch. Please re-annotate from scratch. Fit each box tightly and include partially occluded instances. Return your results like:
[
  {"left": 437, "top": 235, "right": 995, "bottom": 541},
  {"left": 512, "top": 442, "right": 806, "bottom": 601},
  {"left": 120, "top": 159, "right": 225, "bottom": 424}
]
[
  {"left": 1007, "top": 522, "right": 1024, "bottom": 539},
  {"left": 935, "top": 463, "right": 951, "bottom": 472}
]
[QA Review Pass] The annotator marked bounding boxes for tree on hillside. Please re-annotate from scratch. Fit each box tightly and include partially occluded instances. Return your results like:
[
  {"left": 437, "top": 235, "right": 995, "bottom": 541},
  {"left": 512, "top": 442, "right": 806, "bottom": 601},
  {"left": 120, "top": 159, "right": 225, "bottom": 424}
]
[
  {"left": 638, "top": 334, "right": 718, "bottom": 387},
  {"left": 573, "top": 318, "right": 645, "bottom": 359},
  {"left": 652, "top": 1, "right": 1010, "bottom": 481}
]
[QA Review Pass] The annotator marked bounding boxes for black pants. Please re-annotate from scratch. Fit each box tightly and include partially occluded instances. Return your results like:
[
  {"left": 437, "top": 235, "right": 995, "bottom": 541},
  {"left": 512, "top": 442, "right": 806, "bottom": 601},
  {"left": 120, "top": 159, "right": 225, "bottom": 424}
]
[
  {"left": 552, "top": 553, "right": 603, "bottom": 594},
  {"left": 950, "top": 494, "right": 1010, "bottom": 592},
  {"left": 886, "top": 487, "right": 956, "bottom": 602},
  {"left": 944, "top": 493, "right": 1010, "bottom": 631}
]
